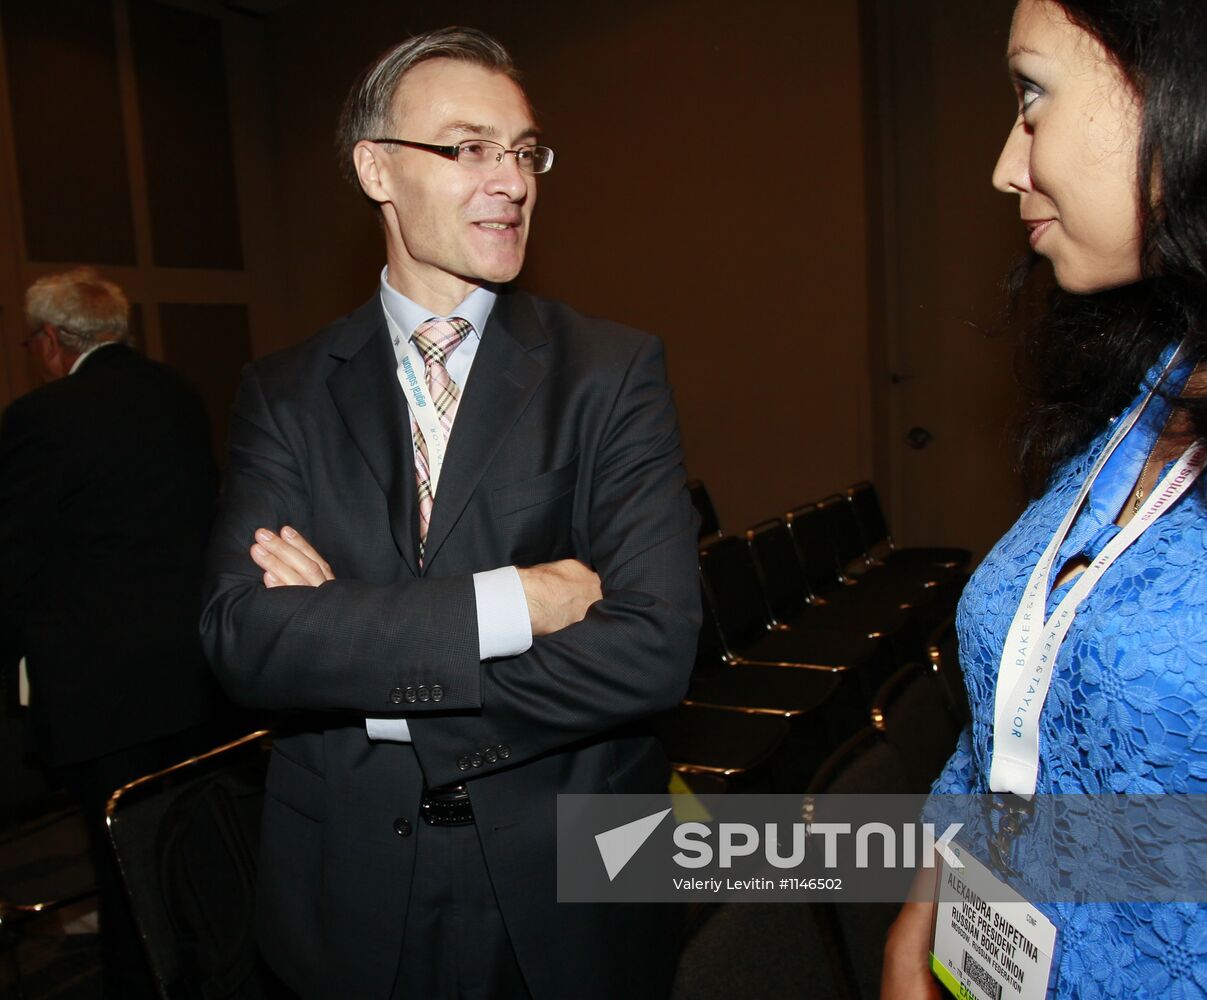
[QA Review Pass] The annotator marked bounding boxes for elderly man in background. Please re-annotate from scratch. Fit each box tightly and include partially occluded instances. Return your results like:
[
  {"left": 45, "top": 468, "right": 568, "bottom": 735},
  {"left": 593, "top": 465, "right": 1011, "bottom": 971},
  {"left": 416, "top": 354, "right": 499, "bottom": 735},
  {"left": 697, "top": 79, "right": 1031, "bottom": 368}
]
[{"left": 0, "top": 268, "right": 223, "bottom": 998}]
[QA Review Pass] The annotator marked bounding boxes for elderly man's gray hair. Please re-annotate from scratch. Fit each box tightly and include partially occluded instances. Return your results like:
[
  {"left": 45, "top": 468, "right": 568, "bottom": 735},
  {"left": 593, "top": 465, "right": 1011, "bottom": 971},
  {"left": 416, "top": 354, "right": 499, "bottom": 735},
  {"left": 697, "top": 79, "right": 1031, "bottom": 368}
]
[{"left": 25, "top": 267, "right": 130, "bottom": 352}]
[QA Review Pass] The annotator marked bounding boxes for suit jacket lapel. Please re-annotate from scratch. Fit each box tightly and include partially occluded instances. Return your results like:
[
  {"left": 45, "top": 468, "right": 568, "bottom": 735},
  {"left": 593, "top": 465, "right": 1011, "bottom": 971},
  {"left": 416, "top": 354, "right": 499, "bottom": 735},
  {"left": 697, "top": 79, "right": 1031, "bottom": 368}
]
[
  {"left": 422, "top": 290, "right": 547, "bottom": 570},
  {"left": 326, "top": 298, "right": 420, "bottom": 575}
]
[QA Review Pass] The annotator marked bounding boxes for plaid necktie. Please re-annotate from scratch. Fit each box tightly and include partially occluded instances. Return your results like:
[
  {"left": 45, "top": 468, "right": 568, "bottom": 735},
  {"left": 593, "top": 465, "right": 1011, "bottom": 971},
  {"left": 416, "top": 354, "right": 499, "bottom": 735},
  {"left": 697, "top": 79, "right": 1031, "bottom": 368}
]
[{"left": 411, "top": 317, "right": 471, "bottom": 562}]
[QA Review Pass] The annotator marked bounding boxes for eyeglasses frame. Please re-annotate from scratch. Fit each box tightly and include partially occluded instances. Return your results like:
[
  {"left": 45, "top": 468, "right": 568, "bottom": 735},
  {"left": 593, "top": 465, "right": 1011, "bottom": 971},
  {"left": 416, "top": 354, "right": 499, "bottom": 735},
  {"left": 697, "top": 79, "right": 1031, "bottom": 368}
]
[
  {"left": 368, "top": 137, "right": 554, "bottom": 174},
  {"left": 21, "top": 326, "right": 48, "bottom": 350}
]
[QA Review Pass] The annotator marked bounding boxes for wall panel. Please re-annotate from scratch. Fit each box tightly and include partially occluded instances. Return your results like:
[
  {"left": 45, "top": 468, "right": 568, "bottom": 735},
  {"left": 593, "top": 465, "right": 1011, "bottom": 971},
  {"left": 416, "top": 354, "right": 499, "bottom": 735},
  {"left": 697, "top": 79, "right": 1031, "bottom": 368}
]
[
  {"left": 130, "top": 0, "right": 243, "bottom": 269},
  {"left": 159, "top": 301, "right": 250, "bottom": 464},
  {"left": 1, "top": 0, "right": 137, "bottom": 264}
]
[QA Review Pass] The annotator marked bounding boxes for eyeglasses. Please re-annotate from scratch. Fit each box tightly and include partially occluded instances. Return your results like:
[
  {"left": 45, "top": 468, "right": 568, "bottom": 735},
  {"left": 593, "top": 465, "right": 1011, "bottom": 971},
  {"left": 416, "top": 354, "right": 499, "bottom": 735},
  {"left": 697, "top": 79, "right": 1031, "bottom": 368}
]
[{"left": 369, "top": 137, "right": 554, "bottom": 175}]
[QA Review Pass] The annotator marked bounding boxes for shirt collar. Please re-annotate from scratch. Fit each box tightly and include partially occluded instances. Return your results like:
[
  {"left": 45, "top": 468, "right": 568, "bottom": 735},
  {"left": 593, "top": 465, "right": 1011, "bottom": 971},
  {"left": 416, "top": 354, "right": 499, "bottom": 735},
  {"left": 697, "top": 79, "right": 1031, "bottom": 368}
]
[
  {"left": 1077, "top": 341, "right": 1196, "bottom": 545},
  {"left": 378, "top": 266, "right": 496, "bottom": 345},
  {"left": 68, "top": 339, "right": 122, "bottom": 375}
]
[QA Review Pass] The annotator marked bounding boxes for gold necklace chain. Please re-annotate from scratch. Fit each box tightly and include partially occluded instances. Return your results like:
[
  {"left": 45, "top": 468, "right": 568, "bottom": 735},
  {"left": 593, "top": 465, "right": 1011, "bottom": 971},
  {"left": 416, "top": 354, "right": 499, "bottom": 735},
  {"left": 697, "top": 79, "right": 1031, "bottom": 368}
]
[
  {"left": 1131, "top": 448, "right": 1159, "bottom": 512},
  {"left": 1131, "top": 409, "right": 1178, "bottom": 513}
]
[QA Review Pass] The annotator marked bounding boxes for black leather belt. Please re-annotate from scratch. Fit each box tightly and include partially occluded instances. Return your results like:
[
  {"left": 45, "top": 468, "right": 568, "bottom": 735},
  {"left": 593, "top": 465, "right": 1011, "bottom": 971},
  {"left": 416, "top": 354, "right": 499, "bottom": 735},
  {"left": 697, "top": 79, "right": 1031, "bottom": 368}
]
[{"left": 420, "top": 784, "right": 474, "bottom": 826}]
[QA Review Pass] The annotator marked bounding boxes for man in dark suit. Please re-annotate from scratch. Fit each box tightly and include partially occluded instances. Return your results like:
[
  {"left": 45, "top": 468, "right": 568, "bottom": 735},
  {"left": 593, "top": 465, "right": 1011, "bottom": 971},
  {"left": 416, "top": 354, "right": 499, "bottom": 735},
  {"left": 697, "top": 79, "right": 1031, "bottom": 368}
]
[
  {"left": 199, "top": 26, "right": 699, "bottom": 1000},
  {"left": 0, "top": 267, "right": 222, "bottom": 998}
]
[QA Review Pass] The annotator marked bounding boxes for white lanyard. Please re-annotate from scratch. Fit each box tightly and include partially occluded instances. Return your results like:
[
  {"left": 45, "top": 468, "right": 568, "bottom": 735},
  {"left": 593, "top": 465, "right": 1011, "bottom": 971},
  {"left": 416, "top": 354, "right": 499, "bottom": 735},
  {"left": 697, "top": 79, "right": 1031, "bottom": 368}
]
[
  {"left": 990, "top": 345, "right": 1204, "bottom": 796},
  {"left": 385, "top": 308, "right": 454, "bottom": 496}
]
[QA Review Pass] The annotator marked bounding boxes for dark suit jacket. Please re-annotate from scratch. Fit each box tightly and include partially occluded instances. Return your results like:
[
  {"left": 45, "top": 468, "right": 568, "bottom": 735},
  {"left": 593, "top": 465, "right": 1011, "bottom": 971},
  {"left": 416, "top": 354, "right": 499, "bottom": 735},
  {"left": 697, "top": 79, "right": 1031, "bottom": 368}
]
[
  {"left": 200, "top": 289, "right": 700, "bottom": 999},
  {"left": 0, "top": 344, "right": 220, "bottom": 767}
]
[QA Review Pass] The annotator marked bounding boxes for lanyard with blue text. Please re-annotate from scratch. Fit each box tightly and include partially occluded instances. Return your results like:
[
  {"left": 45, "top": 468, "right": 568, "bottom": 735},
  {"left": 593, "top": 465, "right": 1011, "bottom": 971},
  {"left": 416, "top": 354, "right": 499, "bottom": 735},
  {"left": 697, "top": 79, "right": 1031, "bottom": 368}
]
[{"left": 990, "top": 342, "right": 1204, "bottom": 796}]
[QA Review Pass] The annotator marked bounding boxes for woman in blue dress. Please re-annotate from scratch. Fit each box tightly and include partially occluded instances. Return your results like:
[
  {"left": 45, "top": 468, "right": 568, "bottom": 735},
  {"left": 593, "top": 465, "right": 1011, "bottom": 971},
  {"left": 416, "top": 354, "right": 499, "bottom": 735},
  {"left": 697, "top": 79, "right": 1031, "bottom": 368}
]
[{"left": 882, "top": 0, "right": 1207, "bottom": 996}]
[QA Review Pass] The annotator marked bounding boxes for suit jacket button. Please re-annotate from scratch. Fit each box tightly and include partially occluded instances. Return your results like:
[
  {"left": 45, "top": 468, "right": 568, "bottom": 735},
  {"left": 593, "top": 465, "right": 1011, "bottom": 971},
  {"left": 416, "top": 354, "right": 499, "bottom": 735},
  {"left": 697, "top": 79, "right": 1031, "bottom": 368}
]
[
  {"left": 469, "top": 752, "right": 483, "bottom": 768},
  {"left": 484, "top": 748, "right": 498, "bottom": 763},
  {"left": 457, "top": 756, "right": 471, "bottom": 771},
  {"left": 393, "top": 818, "right": 412, "bottom": 837},
  {"left": 404, "top": 686, "right": 418, "bottom": 704},
  {"left": 431, "top": 685, "right": 444, "bottom": 702},
  {"left": 498, "top": 745, "right": 511, "bottom": 759},
  {"left": 389, "top": 687, "right": 404, "bottom": 705},
  {"left": 417, "top": 685, "right": 430, "bottom": 702}
]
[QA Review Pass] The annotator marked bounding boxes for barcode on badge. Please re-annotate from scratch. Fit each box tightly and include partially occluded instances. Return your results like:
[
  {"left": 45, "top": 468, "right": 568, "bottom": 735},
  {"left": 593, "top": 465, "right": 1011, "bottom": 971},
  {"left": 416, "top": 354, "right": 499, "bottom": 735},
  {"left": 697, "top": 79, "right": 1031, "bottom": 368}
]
[{"left": 961, "top": 949, "right": 1003, "bottom": 1000}]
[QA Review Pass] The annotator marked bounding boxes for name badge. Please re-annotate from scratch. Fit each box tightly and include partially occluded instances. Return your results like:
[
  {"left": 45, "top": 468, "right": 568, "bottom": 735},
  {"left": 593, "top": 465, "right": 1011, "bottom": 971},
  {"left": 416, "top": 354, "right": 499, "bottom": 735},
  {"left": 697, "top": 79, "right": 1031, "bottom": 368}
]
[{"left": 930, "top": 842, "right": 1056, "bottom": 1000}]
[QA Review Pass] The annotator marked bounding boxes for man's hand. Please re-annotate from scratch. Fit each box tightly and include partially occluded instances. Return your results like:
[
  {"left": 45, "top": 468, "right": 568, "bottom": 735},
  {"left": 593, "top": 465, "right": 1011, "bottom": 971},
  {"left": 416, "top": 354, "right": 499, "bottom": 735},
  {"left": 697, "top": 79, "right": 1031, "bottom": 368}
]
[
  {"left": 250, "top": 526, "right": 335, "bottom": 588},
  {"left": 517, "top": 559, "right": 602, "bottom": 636}
]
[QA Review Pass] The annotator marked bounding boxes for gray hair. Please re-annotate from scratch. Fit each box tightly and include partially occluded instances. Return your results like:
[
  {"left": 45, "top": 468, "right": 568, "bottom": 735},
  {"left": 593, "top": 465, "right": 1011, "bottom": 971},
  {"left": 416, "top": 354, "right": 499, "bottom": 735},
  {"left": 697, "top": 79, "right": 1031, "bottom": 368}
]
[
  {"left": 25, "top": 267, "right": 130, "bottom": 352},
  {"left": 335, "top": 26, "right": 521, "bottom": 195}
]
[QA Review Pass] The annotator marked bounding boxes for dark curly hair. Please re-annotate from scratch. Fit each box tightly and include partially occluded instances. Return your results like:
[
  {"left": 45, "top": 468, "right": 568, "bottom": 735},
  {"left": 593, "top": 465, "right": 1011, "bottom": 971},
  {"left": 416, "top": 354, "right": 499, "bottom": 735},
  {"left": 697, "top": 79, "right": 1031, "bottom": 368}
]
[{"left": 1013, "top": 0, "right": 1207, "bottom": 492}]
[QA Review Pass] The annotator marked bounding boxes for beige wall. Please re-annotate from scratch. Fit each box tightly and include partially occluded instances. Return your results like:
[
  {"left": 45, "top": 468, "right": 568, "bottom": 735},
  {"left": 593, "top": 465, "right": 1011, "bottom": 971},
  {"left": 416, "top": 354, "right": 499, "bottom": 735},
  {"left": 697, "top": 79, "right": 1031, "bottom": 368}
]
[{"left": 868, "top": 0, "right": 1028, "bottom": 557}]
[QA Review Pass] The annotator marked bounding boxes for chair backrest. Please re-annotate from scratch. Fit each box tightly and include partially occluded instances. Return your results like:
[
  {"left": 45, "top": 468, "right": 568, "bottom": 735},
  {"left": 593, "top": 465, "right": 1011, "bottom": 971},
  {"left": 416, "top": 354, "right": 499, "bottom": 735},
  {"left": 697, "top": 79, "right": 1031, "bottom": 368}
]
[
  {"left": 804, "top": 727, "right": 912, "bottom": 797},
  {"left": 106, "top": 731, "right": 271, "bottom": 1000},
  {"left": 870, "top": 663, "right": 961, "bottom": 792},
  {"left": 785, "top": 503, "right": 843, "bottom": 596},
  {"left": 694, "top": 583, "right": 729, "bottom": 668},
  {"left": 688, "top": 479, "right": 722, "bottom": 539},
  {"left": 803, "top": 730, "right": 913, "bottom": 1000},
  {"left": 746, "top": 518, "right": 810, "bottom": 622},
  {"left": 846, "top": 481, "right": 890, "bottom": 550},
  {"left": 814, "top": 494, "right": 870, "bottom": 572},
  {"left": 699, "top": 536, "right": 774, "bottom": 649},
  {"left": 926, "top": 616, "right": 971, "bottom": 726}
]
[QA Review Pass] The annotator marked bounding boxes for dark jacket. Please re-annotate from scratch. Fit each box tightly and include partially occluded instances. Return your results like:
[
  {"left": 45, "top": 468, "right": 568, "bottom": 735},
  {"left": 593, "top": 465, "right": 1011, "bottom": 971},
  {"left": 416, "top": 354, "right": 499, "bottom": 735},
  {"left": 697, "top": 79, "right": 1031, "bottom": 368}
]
[
  {"left": 0, "top": 343, "right": 221, "bottom": 766},
  {"left": 200, "top": 289, "right": 700, "bottom": 999}
]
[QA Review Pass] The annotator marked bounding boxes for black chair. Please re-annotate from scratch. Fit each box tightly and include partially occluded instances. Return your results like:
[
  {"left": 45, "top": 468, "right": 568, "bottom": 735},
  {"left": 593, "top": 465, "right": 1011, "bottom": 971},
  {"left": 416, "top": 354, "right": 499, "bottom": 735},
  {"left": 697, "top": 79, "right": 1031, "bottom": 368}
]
[
  {"left": 698, "top": 536, "right": 892, "bottom": 706},
  {"left": 654, "top": 704, "right": 790, "bottom": 793},
  {"left": 805, "top": 727, "right": 913, "bottom": 797},
  {"left": 688, "top": 479, "right": 722, "bottom": 540},
  {"left": 870, "top": 662, "right": 962, "bottom": 792},
  {"left": 105, "top": 730, "right": 273, "bottom": 1000},
  {"left": 798, "top": 498, "right": 963, "bottom": 633},
  {"left": 926, "top": 616, "right": 971, "bottom": 727},
  {"left": 697, "top": 526, "right": 885, "bottom": 777},
  {"left": 785, "top": 501, "right": 940, "bottom": 635},
  {"left": 846, "top": 481, "right": 971, "bottom": 573},
  {"left": 803, "top": 730, "right": 915, "bottom": 1000},
  {"left": 746, "top": 518, "right": 923, "bottom": 665},
  {"left": 815, "top": 494, "right": 954, "bottom": 597},
  {"left": 0, "top": 801, "right": 96, "bottom": 1000},
  {"left": 700, "top": 535, "right": 898, "bottom": 723},
  {"left": 687, "top": 617, "right": 863, "bottom": 790}
]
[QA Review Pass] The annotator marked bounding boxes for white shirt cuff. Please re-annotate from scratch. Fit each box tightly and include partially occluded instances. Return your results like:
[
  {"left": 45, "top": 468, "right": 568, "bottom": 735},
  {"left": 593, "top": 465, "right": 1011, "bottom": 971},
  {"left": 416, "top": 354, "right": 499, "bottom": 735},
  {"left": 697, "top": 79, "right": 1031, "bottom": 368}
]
[
  {"left": 365, "top": 566, "right": 531, "bottom": 744},
  {"left": 473, "top": 565, "right": 533, "bottom": 659},
  {"left": 366, "top": 716, "right": 411, "bottom": 741}
]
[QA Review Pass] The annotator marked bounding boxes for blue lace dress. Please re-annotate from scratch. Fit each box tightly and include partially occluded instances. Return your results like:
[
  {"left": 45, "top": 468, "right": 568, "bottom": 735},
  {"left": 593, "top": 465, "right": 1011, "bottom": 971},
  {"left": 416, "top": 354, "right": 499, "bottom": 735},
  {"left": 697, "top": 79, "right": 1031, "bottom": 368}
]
[{"left": 934, "top": 350, "right": 1207, "bottom": 999}]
